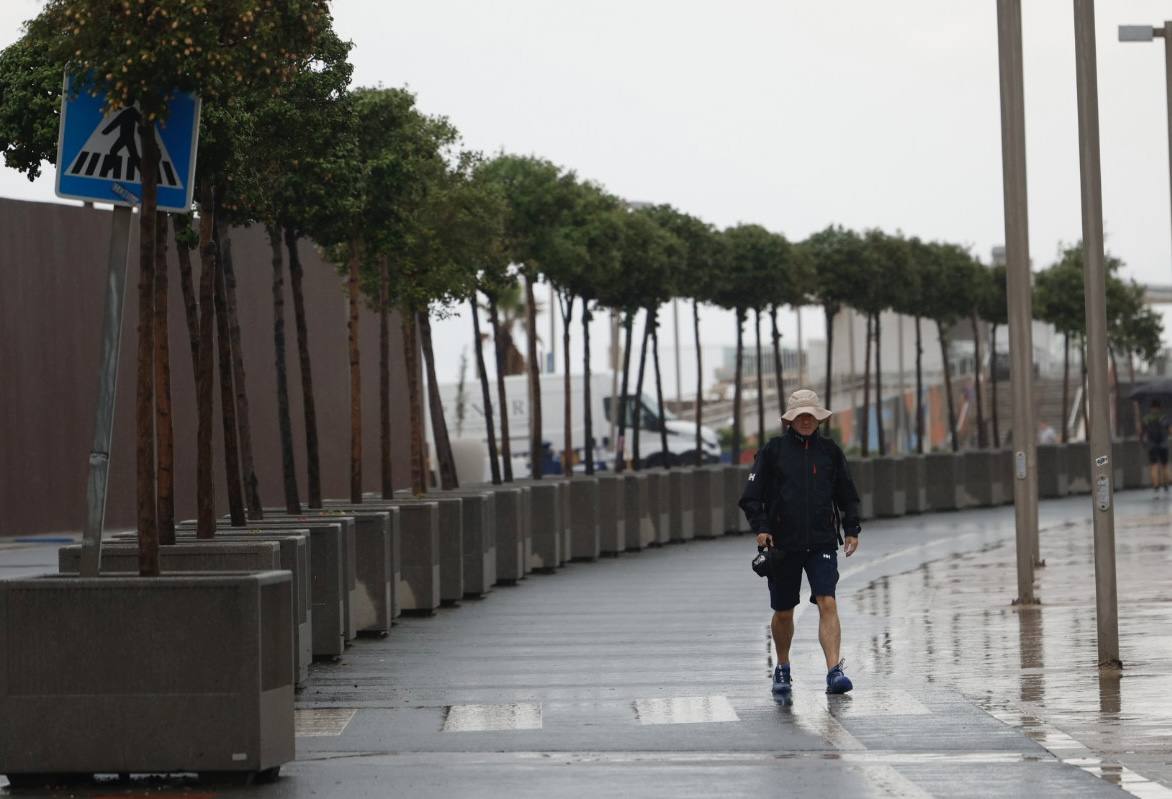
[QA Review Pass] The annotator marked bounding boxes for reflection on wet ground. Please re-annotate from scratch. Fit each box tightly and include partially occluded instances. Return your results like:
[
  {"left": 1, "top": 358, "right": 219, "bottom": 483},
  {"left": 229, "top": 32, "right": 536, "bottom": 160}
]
[{"left": 851, "top": 492, "right": 1172, "bottom": 791}]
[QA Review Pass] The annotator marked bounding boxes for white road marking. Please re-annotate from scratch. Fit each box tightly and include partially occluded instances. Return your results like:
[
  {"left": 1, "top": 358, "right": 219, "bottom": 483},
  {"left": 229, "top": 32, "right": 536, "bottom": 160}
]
[
  {"left": 296, "top": 708, "right": 357, "bottom": 737},
  {"left": 443, "top": 702, "right": 543, "bottom": 732},
  {"left": 633, "top": 695, "right": 739, "bottom": 725}
]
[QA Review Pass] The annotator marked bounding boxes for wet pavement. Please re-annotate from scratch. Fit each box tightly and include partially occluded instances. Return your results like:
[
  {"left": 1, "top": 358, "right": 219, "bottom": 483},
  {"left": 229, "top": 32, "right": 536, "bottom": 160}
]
[{"left": 3, "top": 492, "right": 1172, "bottom": 797}]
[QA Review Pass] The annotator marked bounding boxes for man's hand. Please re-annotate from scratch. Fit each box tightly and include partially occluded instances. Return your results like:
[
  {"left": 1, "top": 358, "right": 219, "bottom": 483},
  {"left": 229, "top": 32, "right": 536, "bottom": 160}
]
[
  {"left": 755, "top": 532, "right": 773, "bottom": 548},
  {"left": 843, "top": 536, "right": 859, "bottom": 557}
]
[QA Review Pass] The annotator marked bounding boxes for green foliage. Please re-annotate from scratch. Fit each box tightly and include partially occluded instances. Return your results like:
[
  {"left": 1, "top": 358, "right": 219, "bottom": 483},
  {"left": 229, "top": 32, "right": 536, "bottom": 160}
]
[
  {"left": 979, "top": 263, "right": 1008, "bottom": 327},
  {"left": 800, "top": 225, "right": 865, "bottom": 315},
  {"left": 478, "top": 154, "right": 580, "bottom": 277},
  {"left": 641, "top": 205, "right": 724, "bottom": 306},
  {"left": 31, "top": 0, "right": 332, "bottom": 119},
  {"left": 919, "top": 241, "right": 982, "bottom": 330},
  {"left": 593, "top": 208, "right": 682, "bottom": 315},
  {"left": 856, "top": 229, "right": 911, "bottom": 316},
  {"left": 710, "top": 223, "right": 798, "bottom": 313},
  {"left": 0, "top": 27, "right": 63, "bottom": 179}
]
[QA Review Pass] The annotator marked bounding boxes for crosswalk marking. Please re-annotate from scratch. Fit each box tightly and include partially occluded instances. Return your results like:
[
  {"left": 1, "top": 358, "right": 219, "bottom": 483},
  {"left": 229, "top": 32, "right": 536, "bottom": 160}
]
[
  {"left": 443, "top": 702, "right": 543, "bottom": 732},
  {"left": 633, "top": 696, "right": 739, "bottom": 725},
  {"left": 295, "top": 708, "right": 356, "bottom": 737}
]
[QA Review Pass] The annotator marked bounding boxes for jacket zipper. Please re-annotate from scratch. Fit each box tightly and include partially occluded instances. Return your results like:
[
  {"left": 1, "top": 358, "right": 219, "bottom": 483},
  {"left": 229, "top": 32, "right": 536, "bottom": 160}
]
[{"left": 803, "top": 437, "right": 810, "bottom": 549}]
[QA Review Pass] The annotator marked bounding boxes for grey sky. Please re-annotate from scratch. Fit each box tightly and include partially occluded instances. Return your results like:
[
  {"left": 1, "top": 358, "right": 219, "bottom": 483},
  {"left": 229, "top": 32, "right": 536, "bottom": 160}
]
[{"left": 4, "top": 1, "right": 1172, "bottom": 386}]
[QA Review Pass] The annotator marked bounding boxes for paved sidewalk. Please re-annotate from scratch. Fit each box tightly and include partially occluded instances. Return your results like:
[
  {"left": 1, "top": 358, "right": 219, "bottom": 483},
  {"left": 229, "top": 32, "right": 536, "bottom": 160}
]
[{"left": 3, "top": 492, "right": 1172, "bottom": 797}]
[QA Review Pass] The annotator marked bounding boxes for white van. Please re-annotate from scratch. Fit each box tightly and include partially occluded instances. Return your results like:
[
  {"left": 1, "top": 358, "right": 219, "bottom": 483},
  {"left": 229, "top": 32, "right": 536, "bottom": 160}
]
[{"left": 431, "top": 372, "right": 722, "bottom": 481}]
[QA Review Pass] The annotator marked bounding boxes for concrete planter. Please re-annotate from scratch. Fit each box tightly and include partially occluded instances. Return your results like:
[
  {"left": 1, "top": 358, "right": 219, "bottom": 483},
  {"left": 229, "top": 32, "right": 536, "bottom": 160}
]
[
  {"left": 488, "top": 485, "right": 527, "bottom": 584},
  {"left": 595, "top": 473, "right": 626, "bottom": 555},
  {"left": 851, "top": 458, "right": 875, "bottom": 520},
  {"left": 524, "top": 480, "right": 561, "bottom": 571},
  {"left": 691, "top": 466, "right": 724, "bottom": 539},
  {"left": 644, "top": 469, "right": 671, "bottom": 545},
  {"left": 1114, "top": 438, "right": 1145, "bottom": 489},
  {"left": 666, "top": 469, "right": 694, "bottom": 542},
  {"left": 1036, "top": 443, "right": 1068, "bottom": 498},
  {"left": 278, "top": 508, "right": 395, "bottom": 637},
  {"left": 870, "top": 457, "right": 905, "bottom": 518},
  {"left": 723, "top": 465, "right": 745, "bottom": 534},
  {"left": 567, "top": 477, "right": 601, "bottom": 560},
  {"left": 899, "top": 456, "right": 928, "bottom": 514},
  {"left": 382, "top": 501, "right": 442, "bottom": 613},
  {"left": 962, "top": 450, "right": 1004, "bottom": 507},
  {"left": 924, "top": 452, "right": 963, "bottom": 511},
  {"left": 439, "top": 488, "right": 497, "bottom": 597},
  {"left": 130, "top": 532, "right": 312, "bottom": 684},
  {"left": 622, "top": 472, "right": 653, "bottom": 551},
  {"left": 0, "top": 572, "right": 294, "bottom": 783},
  {"left": 178, "top": 521, "right": 347, "bottom": 659},
  {"left": 995, "top": 449, "right": 1015, "bottom": 504},
  {"left": 1063, "top": 442, "right": 1092, "bottom": 494}
]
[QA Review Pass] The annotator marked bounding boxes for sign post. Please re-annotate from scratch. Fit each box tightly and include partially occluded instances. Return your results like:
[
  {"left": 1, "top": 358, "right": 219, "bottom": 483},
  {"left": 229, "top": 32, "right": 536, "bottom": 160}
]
[{"left": 58, "top": 76, "right": 200, "bottom": 577}]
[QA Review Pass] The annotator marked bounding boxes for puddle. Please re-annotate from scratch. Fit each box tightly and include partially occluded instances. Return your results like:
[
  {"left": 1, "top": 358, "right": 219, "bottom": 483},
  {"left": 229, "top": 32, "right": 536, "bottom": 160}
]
[
  {"left": 632, "top": 695, "right": 739, "bottom": 725},
  {"left": 443, "top": 702, "right": 543, "bottom": 732}
]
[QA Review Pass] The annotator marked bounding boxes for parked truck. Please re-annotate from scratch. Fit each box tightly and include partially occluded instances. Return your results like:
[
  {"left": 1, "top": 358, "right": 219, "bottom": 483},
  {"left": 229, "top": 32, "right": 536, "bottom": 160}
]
[{"left": 431, "top": 372, "right": 721, "bottom": 482}]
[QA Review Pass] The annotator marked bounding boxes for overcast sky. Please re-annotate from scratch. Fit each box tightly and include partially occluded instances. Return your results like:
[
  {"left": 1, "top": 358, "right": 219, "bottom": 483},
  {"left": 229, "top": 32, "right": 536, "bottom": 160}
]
[{"left": 5, "top": 1, "right": 1172, "bottom": 388}]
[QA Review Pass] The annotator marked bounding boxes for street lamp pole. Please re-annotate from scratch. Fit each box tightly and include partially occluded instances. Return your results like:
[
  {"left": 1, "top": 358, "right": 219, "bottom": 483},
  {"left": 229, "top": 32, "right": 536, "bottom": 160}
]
[
  {"left": 1119, "top": 22, "right": 1172, "bottom": 280},
  {"left": 996, "top": 0, "right": 1039, "bottom": 606},
  {"left": 1075, "top": 0, "right": 1121, "bottom": 671}
]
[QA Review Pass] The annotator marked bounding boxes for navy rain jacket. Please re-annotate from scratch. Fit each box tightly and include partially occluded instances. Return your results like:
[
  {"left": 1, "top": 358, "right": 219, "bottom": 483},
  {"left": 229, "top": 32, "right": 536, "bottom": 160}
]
[{"left": 738, "top": 427, "right": 862, "bottom": 551}]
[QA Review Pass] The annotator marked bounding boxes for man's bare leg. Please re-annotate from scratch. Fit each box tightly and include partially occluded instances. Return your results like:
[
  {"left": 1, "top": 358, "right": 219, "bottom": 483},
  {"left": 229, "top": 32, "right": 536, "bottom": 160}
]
[
  {"left": 815, "top": 596, "right": 841, "bottom": 669},
  {"left": 1151, "top": 463, "right": 1161, "bottom": 488},
  {"left": 771, "top": 609, "right": 794, "bottom": 665}
]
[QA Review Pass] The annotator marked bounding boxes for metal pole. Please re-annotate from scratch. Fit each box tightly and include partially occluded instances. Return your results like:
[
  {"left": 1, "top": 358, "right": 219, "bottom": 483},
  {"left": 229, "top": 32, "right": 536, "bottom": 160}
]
[
  {"left": 996, "top": 0, "right": 1040, "bottom": 605},
  {"left": 79, "top": 206, "right": 134, "bottom": 577},
  {"left": 1164, "top": 21, "right": 1172, "bottom": 277},
  {"left": 1073, "top": 0, "right": 1121, "bottom": 669}
]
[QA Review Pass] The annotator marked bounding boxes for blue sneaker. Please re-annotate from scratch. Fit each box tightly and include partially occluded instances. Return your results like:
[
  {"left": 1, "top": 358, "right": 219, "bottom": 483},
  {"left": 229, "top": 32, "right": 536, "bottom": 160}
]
[
  {"left": 772, "top": 664, "right": 792, "bottom": 696},
  {"left": 826, "top": 660, "right": 853, "bottom": 694}
]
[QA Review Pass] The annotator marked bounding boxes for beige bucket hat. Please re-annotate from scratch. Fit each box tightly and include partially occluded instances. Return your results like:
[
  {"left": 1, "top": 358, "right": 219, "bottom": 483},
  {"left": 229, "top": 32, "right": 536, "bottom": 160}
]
[{"left": 780, "top": 388, "right": 832, "bottom": 422}]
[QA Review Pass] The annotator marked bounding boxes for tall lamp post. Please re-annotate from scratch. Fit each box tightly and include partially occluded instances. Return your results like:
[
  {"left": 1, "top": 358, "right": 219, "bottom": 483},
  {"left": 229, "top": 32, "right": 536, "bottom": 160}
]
[{"left": 1119, "top": 22, "right": 1172, "bottom": 277}]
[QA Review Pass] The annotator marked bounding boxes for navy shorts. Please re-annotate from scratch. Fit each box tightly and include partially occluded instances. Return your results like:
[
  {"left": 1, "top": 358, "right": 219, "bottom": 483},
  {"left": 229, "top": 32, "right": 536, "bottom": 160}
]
[
  {"left": 766, "top": 548, "right": 839, "bottom": 611},
  {"left": 1149, "top": 446, "right": 1168, "bottom": 465}
]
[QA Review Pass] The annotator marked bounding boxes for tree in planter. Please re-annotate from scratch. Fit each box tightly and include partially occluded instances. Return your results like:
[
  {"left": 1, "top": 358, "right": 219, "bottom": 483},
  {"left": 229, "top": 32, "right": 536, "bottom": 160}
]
[
  {"left": 479, "top": 154, "right": 579, "bottom": 479},
  {"left": 642, "top": 206, "right": 724, "bottom": 466},
  {"left": 801, "top": 226, "right": 865, "bottom": 441},
  {"left": 856, "top": 230, "right": 911, "bottom": 456},
  {"left": 979, "top": 263, "right": 1008, "bottom": 447},
  {"left": 920, "top": 241, "right": 983, "bottom": 452},
  {"left": 32, "top": 0, "right": 331, "bottom": 564},
  {"left": 1034, "top": 247, "right": 1093, "bottom": 443},
  {"left": 1113, "top": 286, "right": 1163, "bottom": 436},
  {"left": 894, "top": 237, "right": 933, "bottom": 453}
]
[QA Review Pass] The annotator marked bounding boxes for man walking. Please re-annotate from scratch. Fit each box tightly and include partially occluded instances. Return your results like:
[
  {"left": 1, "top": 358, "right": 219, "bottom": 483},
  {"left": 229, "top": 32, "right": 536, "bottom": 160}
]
[
  {"left": 1141, "top": 399, "right": 1170, "bottom": 492},
  {"left": 739, "top": 389, "right": 861, "bottom": 697}
]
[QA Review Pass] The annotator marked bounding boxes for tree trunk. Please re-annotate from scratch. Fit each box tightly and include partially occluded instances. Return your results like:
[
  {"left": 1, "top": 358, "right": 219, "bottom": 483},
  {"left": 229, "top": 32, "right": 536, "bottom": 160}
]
[
  {"left": 195, "top": 182, "right": 218, "bottom": 540},
  {"left": 770, "top": 305, "right": 784, "bottom": 440},
  {"left": 971, "top": 312, "right": 986, "bottom": 449},
  {"left": 754, "top": 308, "right": 765, "bottom": 449},
  {"left": 733, "top": 306, "right": 745, "bottom": 464},
  {"left": 990, "top": 323, "right": 1000, "bottom": 447},
  {"left": 136, "top": 123, "right": 159, "bottom": 574},
  {"left": 402, "top": 312, "right": 427, "bottom": 494},
  {"left": 651, "top": 308, "right": 670, "bottom": 468},
  {"left": 268, "top": 224, "right": 300, "bottom": 514},
  {"left": 1129, "top": 352, "right": 1140, "bottom": 437},
  {"left": 560, "top": 292, "right": 575, "bottom": 477},
  {"left": 915, "top": 315, "right": 924, "bottom": 453},
  {"left": 214, "top": 221, "right": 246, "bottom": 526},
  {"left": 1110, "top": 346, "right": 1122, "bottom": 439},
  {"left": 525, "top": 274, "right": 543, "bottom": 479},
  {"left": 221, "top": 227, "right": 262, "bottom": 519},
  {"left": 153, "top": 211, "right": 175, "bottom": 545},
  {"left": 347, "top": 243, "right": 363, "bottom": 503},
  {"left": 471, "top": 293, "right": 501, "bottom": 484},
  {"left": 1079, "top": 339, "right": 1088, "bottom": 439},
  {"left": 823, "top": 304, "right": 835, "bottom": 411},
  {"left": 488, "top": 296, "right": 513, "bottom": 481},
  {"left": 1061, "top": 333, "right": 1070, "bottom": 443},
  {"left": 633, "top": 310, "right": 652, "bottom": 470},
  {"left": 939, "top": 324, "right": 959, "bottom": 452},
  {"left": 875, "top": 312, "right": 886, "bottom": 456},
  {"left": 421, "top": 312, "right": 459, "bottom": 489},
  {"left": 861, "top": 312, "right": 872, "bottom": 457},
  {"left": 285, "top": 227, "right": 322, "bottom": 507},
  {"left": 380, "top": 258, "right": 394, "bottom": 497},
  {"left": 173, "top": 214, "right": 200, "bottom": 385},
  {"left": 695, "top": 299, "right": 705, "bottom": 466},
  {"left": 617, "top": 312, "right": 634, "bottom": 472},
  {"left": 582, "top": 301, "right": 596, "bottom": 475}
]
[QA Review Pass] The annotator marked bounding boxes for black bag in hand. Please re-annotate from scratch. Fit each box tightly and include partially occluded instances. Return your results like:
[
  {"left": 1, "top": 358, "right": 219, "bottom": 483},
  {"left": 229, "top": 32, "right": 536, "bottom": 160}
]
[{"left": 752, "top": 546, "right": 784, "bottom": 578}]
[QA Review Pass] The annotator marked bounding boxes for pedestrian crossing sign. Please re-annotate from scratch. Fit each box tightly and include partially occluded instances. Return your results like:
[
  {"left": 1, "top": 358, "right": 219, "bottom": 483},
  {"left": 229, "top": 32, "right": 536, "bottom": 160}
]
[{"left": 54, "top": 73, "right": 200, "bottom": 213}]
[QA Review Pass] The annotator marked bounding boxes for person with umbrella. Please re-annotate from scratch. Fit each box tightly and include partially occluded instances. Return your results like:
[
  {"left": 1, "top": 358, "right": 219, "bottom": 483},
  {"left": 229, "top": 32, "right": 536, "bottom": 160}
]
[{"left": 1141, "top": 399, "right": 1171, "bottom": 492}]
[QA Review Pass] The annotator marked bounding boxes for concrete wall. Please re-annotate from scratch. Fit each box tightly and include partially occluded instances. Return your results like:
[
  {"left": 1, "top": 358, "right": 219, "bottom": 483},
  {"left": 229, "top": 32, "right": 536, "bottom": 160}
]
[{"left": 0, "top": 198, "right": 413, "bottom": 536}]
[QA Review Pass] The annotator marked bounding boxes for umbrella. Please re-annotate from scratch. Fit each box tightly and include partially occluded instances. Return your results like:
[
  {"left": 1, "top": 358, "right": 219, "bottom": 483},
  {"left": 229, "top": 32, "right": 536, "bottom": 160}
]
[{"left": 1128, "top": 379, "right": 1172, "bottom": 401}]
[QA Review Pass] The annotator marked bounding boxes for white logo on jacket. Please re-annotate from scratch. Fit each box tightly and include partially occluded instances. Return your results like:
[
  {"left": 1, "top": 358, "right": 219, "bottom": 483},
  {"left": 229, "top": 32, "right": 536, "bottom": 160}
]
[{"left": 748, "top": 473, "right": 756, "bottom": 481}]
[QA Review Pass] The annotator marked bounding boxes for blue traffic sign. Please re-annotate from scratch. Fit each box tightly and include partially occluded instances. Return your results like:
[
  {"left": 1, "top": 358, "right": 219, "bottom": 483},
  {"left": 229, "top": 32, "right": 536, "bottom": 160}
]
[{"left": 55, "top": 74, "right": 201, "bottom": 213}]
